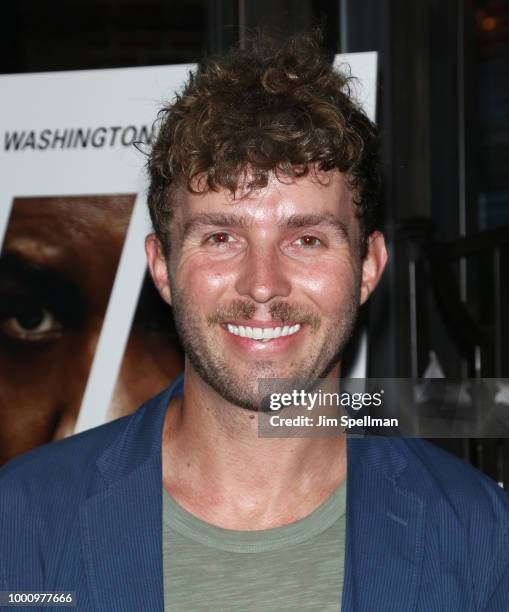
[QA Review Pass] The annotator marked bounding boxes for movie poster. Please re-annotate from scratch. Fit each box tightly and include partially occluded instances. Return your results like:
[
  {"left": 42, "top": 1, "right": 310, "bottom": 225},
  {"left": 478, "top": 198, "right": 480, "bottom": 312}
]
[{"left": 0, "top": 54, "right": 377, "bottom": 465}]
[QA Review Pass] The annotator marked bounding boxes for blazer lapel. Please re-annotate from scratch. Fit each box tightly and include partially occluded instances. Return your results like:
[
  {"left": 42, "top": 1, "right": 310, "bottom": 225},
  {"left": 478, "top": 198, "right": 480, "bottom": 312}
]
[
  {"left": 80, "top": 454, "right": 164, "bottom": 611},
  {"left": 341, "top": 437, "right": 425, "bottom": 612},
  {"left": 79, "top": 377, "right": 183, "bottom": 612}
]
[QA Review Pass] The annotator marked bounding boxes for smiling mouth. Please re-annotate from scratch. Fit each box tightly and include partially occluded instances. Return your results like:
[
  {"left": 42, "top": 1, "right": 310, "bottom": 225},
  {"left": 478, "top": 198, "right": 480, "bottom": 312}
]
[{"left": 225, "top": 323, "right": 301, "bottom": 342}]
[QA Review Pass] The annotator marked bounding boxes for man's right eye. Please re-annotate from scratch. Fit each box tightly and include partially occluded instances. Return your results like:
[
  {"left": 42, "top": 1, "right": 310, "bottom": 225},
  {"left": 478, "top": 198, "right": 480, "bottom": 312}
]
[
  {"left": 0, "top": 303, "right": 63, "bottom": 343},
  {"left": 206, "top": 232, "right": 236, "bottom": 245}
]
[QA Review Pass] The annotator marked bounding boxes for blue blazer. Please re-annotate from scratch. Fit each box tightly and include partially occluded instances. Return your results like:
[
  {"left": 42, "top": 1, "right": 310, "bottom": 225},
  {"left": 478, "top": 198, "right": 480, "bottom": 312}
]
[{"left": 1, "top": 374, "right": 509, "bottom": 611}]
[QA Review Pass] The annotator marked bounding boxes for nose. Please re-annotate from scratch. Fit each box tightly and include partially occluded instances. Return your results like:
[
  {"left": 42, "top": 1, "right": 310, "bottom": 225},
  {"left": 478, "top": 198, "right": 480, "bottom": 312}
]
[{"left": 234, "top": 243, "right": 292, "bottom": 303}]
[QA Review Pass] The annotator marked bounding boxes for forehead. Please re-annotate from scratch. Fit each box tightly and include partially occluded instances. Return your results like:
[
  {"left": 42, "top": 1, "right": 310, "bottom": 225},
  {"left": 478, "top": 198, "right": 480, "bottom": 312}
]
[
  {"left": 1, "top": 195, "right": 134, "bottom": 303},
  {"left": 7, "top": 196, "right": 132, "bottom": 233},
  {"left": 2, "top": 195, "right": 134, "bottom": 273},
  {"left": 174, "top": 170, "right": 355, "bottom": 226}
]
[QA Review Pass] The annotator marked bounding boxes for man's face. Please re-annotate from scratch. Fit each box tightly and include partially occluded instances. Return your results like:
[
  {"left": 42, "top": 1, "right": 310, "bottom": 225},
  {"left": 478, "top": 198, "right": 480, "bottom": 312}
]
[
  {"left": 0, "top": 196, "right": 130, "bottom": 464},
  {"left": 0, "top": 195, "right": 184, "bottom": 466},
  {"left": 148, "top": 170, "right": 386, "bottom": 411}
]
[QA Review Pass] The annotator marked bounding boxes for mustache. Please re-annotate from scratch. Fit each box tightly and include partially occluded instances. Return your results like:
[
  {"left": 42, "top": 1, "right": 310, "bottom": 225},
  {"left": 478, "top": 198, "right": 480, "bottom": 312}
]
[{"left": 207, "top": 300, "right": 321, "bottom": 331}]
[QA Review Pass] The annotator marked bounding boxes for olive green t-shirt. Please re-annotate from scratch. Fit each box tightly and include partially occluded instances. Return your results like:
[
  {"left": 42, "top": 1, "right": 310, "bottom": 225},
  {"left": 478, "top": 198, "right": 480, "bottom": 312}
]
[{"left": 162, "top": 480, "right": 347, "bottom": 611}]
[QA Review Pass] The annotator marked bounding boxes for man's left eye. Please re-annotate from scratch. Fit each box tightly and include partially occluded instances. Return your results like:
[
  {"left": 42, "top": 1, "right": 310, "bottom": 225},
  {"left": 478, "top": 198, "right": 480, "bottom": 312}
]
[{"left": 294, "top": 235, "right": 322, "bottom": 247}]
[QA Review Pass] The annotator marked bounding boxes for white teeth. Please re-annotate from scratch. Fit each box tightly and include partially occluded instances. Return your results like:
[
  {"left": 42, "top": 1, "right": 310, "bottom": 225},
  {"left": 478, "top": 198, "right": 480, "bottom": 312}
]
[{"left": 225, "top": 323, "right": 301, "bottom": 340}]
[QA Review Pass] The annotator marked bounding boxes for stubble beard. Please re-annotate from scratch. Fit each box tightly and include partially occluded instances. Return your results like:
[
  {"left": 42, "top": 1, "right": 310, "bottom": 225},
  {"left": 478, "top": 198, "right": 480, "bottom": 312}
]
[{"left": 170, "top": 284, "right": 360, "bottom": 412}]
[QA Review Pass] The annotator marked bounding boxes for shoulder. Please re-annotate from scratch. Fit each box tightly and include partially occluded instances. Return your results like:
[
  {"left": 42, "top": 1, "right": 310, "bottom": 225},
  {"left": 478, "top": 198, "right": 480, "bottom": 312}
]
[
  {"left": 394, "top": 438, "right": 509, "bottom": 604},
  {"left": 0, "top": 413, "right": 131, "bottom": 487},
  {"left": 396, "top": 437, "right": 508, "bottom": 513},
  {"left": 0, "top": 415, "right": 137, "bottom": 530},
  {"left": 0, "top": 414, "right": 135, "bottom": 590},
  {"left": 353, "top": 435, "right": 507, "bottom": 498},
  {"left": 0, "top": 378, "right": 179, "bottom": 493},
  {"left": 0, "top": 382, "right": 178, "bottom": 590},
  {"left": 353, "top": 435, "right": 509, "bottom": 525},
  {"left": 0, "top": 376, "right": 179, "bottom": 525}
]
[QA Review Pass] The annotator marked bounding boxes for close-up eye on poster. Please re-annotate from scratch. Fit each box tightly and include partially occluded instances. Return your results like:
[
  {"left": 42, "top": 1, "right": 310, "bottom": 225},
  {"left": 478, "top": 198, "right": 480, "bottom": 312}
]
[{"left": 0, "top": 1, "right": 508, "bottom": 611}]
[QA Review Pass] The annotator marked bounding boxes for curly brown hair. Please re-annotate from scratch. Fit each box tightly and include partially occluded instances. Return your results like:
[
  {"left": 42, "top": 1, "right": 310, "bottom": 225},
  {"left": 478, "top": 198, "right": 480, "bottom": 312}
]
[{"left": 147, "top": 30, "right": 380, "bottom": 258}]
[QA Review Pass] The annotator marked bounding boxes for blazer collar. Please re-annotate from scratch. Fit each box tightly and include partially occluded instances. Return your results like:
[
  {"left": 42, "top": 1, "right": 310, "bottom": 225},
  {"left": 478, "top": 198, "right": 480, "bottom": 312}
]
[
  {"left": 81, "top": 375, "right": 424, "bottom": 611},
  {"left": 80, "top": 375, "right": 183, "bottom": 611},
  {"left": 95, "top": 375, "right": 183, "bottom": 485},
  {"left": 342, "top": 436, "right": 425, "bottom": 611}
]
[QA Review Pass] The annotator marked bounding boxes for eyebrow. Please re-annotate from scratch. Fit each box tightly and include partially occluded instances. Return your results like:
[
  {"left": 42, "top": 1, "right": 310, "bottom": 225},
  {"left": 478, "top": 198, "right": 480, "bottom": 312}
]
[
  {"left": 182, "top": 212, "right": 350, "bottom": 240},
  {"left": 0, "top": 252, "right": 86, "bottom": 323},
  {"left": 183, "top": 214, "right": 249, "bottom": 239},
  {"left": 282, "top": 214, "right": 350, "bottom": 239}
]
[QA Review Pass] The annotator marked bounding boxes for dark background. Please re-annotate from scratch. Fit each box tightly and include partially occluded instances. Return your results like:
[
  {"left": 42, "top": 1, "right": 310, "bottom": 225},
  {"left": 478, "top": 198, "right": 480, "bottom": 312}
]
[{"left": 2, "top": 0, "right": 509, "bottom": 485}]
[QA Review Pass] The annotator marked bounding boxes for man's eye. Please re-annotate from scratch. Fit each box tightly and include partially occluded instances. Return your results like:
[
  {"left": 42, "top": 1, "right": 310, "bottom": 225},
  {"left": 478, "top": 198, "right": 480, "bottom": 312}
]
[
  {"left": 0, "top": 305, "right": 63, "bottom": 342},
  {"left": 294, "top": 235, "right": 322, "bottom": 247},
  {"left": 206, "top": 232, "right": 236, "bottom": 245}
]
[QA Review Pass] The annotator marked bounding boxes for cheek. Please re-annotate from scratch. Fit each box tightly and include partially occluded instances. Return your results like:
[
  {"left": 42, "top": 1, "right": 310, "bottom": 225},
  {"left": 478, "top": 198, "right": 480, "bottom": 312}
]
[
  {"left": 292, "top": 256, "right": 360, "bottom": 314},
  {"left": 175, "top": 253, "right": 237, "bottom": 302}
]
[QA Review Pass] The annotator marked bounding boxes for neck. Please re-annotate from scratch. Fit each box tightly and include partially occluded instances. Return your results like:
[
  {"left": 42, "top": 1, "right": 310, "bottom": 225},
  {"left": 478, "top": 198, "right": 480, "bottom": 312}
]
[{"left": 162, "top": 363, "right": 347, "bottom": 530}]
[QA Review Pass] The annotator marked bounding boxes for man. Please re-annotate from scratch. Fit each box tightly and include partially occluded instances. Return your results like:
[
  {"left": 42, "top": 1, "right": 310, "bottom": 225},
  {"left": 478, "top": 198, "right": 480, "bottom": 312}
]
[
  {"left": 0, "top": 195, "right": 183, "bottom": 465},
  {"left": 1, "top": 32, "right": 508, "bottom": 611},
  {"left": 0, "top": 194, "right": 134, "bottom": 463}
]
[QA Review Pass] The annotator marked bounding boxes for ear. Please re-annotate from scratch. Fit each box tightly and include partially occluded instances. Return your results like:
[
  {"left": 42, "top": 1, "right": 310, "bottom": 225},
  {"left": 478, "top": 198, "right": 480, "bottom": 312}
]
[
  {"left": 360, "top": 231, "right": 388, "bottom": 305},
  {"left": 145, "top": 233, "right": 172, "bottom": 306}
]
